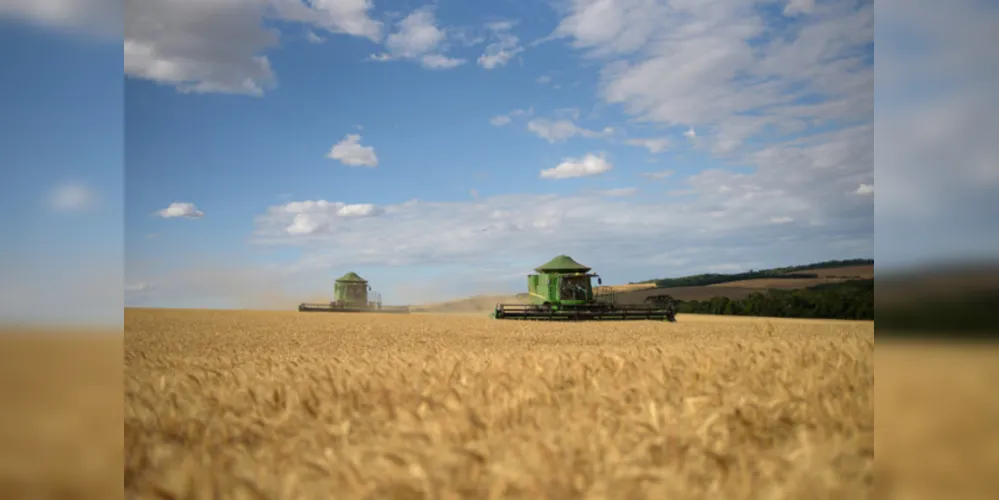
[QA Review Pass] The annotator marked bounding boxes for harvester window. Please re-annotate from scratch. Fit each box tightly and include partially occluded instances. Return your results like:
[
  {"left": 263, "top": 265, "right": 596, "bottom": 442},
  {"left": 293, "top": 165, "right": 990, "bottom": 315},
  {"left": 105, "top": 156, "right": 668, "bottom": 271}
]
[{"left": 560, "top": 276, "right": 591, "bottom": 301}]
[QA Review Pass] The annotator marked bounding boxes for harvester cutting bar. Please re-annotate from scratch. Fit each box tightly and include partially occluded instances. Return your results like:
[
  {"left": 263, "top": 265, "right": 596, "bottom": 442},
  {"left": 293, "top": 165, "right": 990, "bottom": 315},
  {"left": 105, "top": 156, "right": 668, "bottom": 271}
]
[
  {"left": 297, "top": 303, "right": 376, "bottom": 313},
  {"left": 493, "top": 303, "right": 676, "bottom": 322},
  {"left": 297, "top": 303, "right": 410, "bottom": 313}
]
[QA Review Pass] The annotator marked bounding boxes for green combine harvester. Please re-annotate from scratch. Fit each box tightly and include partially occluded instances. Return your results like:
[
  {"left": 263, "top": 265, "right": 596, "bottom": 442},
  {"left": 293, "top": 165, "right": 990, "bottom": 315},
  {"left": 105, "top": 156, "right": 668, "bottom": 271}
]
[
  {"left": 298, "top": 272, "right": 408, "bottom": 314},
  {"left": 491, "top": 255, "right": 678, "bottom": 322}
]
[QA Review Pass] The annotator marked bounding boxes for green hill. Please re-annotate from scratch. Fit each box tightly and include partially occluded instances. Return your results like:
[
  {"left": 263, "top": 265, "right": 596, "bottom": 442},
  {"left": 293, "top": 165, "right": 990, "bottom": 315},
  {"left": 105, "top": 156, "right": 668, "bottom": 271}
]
[{"left": 634, "top": 258, "right": 874, "bottom": 288}]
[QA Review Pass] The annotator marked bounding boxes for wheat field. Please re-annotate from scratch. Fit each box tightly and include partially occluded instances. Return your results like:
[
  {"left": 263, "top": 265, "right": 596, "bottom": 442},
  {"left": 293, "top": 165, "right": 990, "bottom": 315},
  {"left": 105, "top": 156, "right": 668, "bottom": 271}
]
[{"left": 124, "top": 308, "right": 874, "bottom": 499}]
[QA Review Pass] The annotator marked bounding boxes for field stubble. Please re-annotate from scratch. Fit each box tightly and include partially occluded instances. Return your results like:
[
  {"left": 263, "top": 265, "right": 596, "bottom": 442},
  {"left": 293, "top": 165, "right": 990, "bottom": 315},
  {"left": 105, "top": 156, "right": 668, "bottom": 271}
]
[{"left": 125, "top": 309, "right": 874, "bottom": 499}]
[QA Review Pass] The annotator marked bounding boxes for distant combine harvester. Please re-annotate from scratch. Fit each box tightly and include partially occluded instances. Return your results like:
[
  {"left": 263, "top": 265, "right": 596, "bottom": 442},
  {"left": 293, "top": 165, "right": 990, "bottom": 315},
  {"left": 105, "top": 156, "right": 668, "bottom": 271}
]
[
  {"left": 298, "top": 272, "right": 409, "bottom": 314},
  {"left": 492, "top": 255, "right": 678, "bottom": 322}
]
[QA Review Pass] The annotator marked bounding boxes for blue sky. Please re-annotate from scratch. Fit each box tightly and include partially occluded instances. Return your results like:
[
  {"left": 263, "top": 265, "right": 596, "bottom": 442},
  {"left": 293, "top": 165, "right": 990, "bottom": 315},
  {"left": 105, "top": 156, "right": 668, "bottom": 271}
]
[
  {"left": 118, "top": 0, "right": 879, "bottom": 309},
  {"left": 0, "top": 18, "right": 122, "bottom": 325},
  {"left": 9, "top": 0, "right": 997, "bottom": 318}
]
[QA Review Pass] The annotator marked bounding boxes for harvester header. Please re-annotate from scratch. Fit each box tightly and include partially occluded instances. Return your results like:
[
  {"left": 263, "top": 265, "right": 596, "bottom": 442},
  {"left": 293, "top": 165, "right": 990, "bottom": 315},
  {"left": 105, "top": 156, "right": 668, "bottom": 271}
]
[{"left": 492, "top": 254, "right": 676, "bottom": 322}]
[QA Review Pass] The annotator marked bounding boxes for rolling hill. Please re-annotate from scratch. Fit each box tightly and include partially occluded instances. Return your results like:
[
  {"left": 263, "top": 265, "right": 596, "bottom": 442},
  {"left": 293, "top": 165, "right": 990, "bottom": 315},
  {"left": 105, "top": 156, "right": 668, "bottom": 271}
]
[{"left": 409, "top": 260, "right": 875, "bottom": 313}]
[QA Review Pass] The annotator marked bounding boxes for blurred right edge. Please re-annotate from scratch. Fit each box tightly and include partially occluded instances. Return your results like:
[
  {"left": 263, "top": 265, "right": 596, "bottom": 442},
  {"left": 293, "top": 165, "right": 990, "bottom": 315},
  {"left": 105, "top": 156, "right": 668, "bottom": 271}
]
[{"left": 875, "top": 259, "right": 999, "bottom": 340}]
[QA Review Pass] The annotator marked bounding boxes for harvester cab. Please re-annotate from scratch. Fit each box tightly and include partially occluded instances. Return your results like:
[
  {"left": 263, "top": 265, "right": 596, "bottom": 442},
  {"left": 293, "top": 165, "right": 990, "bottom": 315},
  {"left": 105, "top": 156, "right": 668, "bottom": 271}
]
[{"left": 492, "top": 255, "right": 677, "bottom": 322}]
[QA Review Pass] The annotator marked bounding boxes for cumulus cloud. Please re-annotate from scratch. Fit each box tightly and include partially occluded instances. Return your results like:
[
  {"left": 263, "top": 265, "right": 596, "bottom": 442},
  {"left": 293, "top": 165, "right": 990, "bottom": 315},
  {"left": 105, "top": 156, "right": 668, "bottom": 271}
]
[
  {"left": 48, "top": 181, "right": 97, "bottom": 213},
  {"left": 855, "top": 183, "right": 874, "bottom": 196},
  {"left": 526, "top": 117, "right": 614, "bottom": 143},
  {"left": 275, "top": 200, "right": 383, "bottom": 236},
  {"left": 155, "top": 202, "right": 205, "bottom": 219},
  {"left": 477, "top": 20, "right": 524, "bottom": 69},
  {"left": 326, "top": 134, "right": 378, "bottom": 167},
  {"left": 540, "top": 153, "right": 613, "bottom": 179},
  {"left": 371, "top": 7, "right": 465, "bottom": 69},
  {"left": 123, "top": 0, "right": 383, "bottom": 96}
]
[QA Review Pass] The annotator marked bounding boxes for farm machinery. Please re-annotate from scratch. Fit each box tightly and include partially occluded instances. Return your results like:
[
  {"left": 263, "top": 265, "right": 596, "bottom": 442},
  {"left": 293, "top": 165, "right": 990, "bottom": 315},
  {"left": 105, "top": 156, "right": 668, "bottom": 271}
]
[
  {"left": 491, "top": 255, "right": 678, "bottom": 322},
  {"left": 298, "top": 272, "right": 408, "bottom": 314}
]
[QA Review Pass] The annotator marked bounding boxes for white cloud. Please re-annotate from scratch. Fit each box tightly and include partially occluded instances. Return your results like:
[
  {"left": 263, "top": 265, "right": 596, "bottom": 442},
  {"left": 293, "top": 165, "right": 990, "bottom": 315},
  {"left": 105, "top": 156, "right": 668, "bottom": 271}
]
[
  {"left": 600, "top": 187, "right": 638, "bottom": 197},
  {"left": 526, "top": 117, "right": 614, "bottom": 143},
  {"left": 770, "top": 216, "right": 794, "bottom": 224},
  {"left": 247, "top": 186, "right": 872, "bottom": 289},
  {"left": 783, "top": 0, "right": 816, "bottom": 17},
  {"left": 625, "top": 137, "right": 670, "bottom": 153},
  {"left": 490, "top": 115, "right": 512, "bottom": 127},
  {"left": 48, "top": 182, "right": 97, "bottom": 213},
  {"left": 420, "top": 54, "right": 465, "bottom": 69},
  {"left": 552, "top": 0, "right": 669, "bottom": 56},
  {"left": 551, "top": 0, "right": 872, "bottom": 159},
  {"left": 368, "top": 52, "right": 394, "bottom": 62},
  {"left": 536, "top": 75, "right": 552, "bottom": 85},
  {"left": 540, "top": 153, "right": 613, "bottom": 179},
  {"left": 156, "top": 202, "right": 205, "bottom": 219},
  {"left": 477, "top": 20, "right": 524, "bottom": 69},
  {"left": 264, "top": 200, "right": 384, "bottom": 236},
  {"left": 385, "top": 7, "right": 444, "bottom": 56},
  {"left": 306, "top": 30, "right": 325, "bottom": 44},
  {"left": 326, "top": 134, "right": 378, "bottom": 167},
  {"left": 375, "top": 7, "right": 465, "bottom": 69},
  {"left": 123, "top": 0, "right": 383, "bottom": 96},
  {"left": 535, "top": 0, "right": 875, "bottom": 259},
  {"left": 269, "top": 0, "right": 382, "bottom": 40},
  {"left": 0, "top": 0, "right": 119, "bottom": 37},
  {"left": 490, "top": 107, "right": 533, "bottom": 127},
  {"left": 855, "top": 183, "right": 874, "bottom": 196}
]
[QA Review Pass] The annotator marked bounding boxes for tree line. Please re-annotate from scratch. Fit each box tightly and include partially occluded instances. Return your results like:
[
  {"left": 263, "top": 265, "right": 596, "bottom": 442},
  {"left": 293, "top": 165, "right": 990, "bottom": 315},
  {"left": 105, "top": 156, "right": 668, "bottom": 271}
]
[
  {"left": 673, "top": 279, "right": 874, "bottom": 320},
  {"left": 634, "top": 258, "right": 874, "bottom": 288}
]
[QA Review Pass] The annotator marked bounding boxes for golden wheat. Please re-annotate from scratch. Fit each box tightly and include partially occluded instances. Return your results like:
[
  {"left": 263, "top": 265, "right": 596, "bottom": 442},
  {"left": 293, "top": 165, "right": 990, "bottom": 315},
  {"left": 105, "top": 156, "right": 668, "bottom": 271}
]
[{"left": 123, "top": 308, "right": 874, "bottom": 500}]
